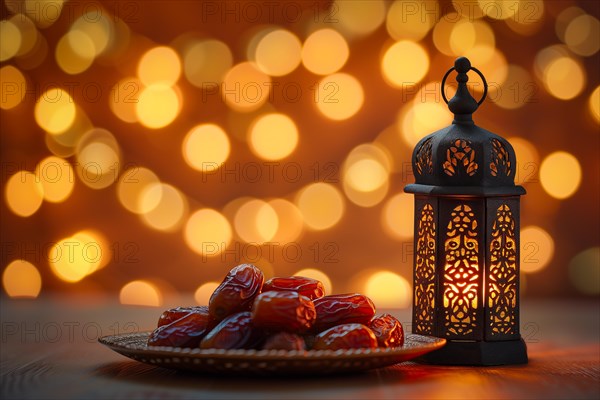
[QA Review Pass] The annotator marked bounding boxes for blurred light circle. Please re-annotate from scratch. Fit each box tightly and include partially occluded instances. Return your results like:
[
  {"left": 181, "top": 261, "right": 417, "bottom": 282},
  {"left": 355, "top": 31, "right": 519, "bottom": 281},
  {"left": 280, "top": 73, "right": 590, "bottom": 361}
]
[
  {"left": 336, "top": 0, "right": 386, "bottom": 37},
  {"left": 507, "top": 137, "right": 539, "bottom": 185},
  {"left": 194, "top": 282, "right": 219, "bottom": 305},
  {"left": 382, "top": 193, "right": 414, "bottom": 240},
  {"left": 55, "top": 30, "right": 95, "bottom": 74},
  {"left": 4, "top": 171, "right": 44, "bottom": 217},
  {"left": 10, "top": 14, "right": 39, "bottom": 56},
  {"left": 315, "top": 73, "right": 364, "bottom": 120},
  {"left": 222, "top": 62, "right": 271, "bottom": 112},
  {"left": 589, "top": 86, "right": 600, "bottom": 124},
  {"left": 48, "top": 235, "right": 100, "bottom": 282},
  {"left": 248, "top": 113, "right": 298, "bottom": 160},
  {"left": 302, "top": 29, "right": 349, "bottom": 75},
  {"left": 120, "top": 280, "right": 162, "bottom": 307},
  {"left": 136, "top": 84, "right": 180, "bottom": 128},
  {"left": 2, "top": 260, "right": 42, "bottom": 298},
  {"left": 449, "top": 19, "right": 495, "bottom": 57},
  {"left": 72, "top": 230, "right": 109, "bottom": 273},
  {"left": 234, "top": 199, "right": 279, "bottom": 243},
  {"left": 386, "top": 0, "right": 438, "bottom": 41},
  {"left": 565, "top": 14, "right": 599, "bottom": 56},
  {"left": 477, "top": 0, "right": 519, "bottom": 20},
  {"left": 184, "top": 209, "right": 232, "bottom": 256},
  {"left": 140, "top": 183, "right": 188, "bottom": 231},
  {"left": 493, "top": 65, "right": 533, "bottom": 110},
  {"left": 539, "top": 151, "right": 581, "bottom": 199},
  {"left": 109, "top": 77, "right": 142, "bottom": 123},
  {"left": 117, "top": 167, "right": 160, "bottom": 214},
  {"left": 34, "top": 88, "right": 76, "bottom": 134},
  {"left": 433, "top": 13, "right": 460, "bottom": 56},
  {"left": 268, "top": 198, "right": 304, "bottom": 243},
  {"left": 569, "top": 247, "right": 600, "bottom": 295},
  {"left": 183, "top": 124, "right": 230, "bottom": 172},
  {"left": 346, "top": 158, "right": 387, "bottom": 192},
  {"left": 382, "top": 41, "right": 429, "bottom": 88},
  {"left": 0, "top": 20, "right": 21, "bottom": 61},
  {"left": 452, "top": 1, "right": 485, "bottom": 20},
  {"left": 35, "top": 156, "right": 74, "bottom": 203},
  {"left": 255, "top": 29, "right": 302, "bottom": 76},
  {"left": 138, "top": 46, "right": 181, "bottom": 86},
  {"left": 520, "top": 226, "right": 554, "bottom": 273},
  {"left": 0, "top": 66, "right": 26, "bottom": 110},
  {"left": 293, "top": 268, "right": 332, "bottom": 295},
  {"left": 184, "top": 39, "right": 232, "bottom": 87},
  {"left": 399, "top": 101, "right": 452, "bottom": 147},
  {"left": 534, "top": 45, "right": 570, "bottom": 81},
  {"left": 543, "top": 57, "right": 585, "bottom": 100},
  {"left": 296, "top": 183, "right": 345, "bottom": 231},
  {"left": 76, "top": 128, "right": 121, "bottom": 190},
  {"left": 24, "top": 0, "right": 65, "bottom": 28},
  {"left": 555, "top": 7, "right": 585, "bottom": 42},
  {"left": 71, "top": 11, "right": 114, "bottom": 57},
  {"left": 364, "top": 271, "right": 411, "bottom": 308},
  {"left": 504, "top": 0, "right": 544, "bottom": 35},
  {"left": 463, "top": 47, "right": 508, "bottom": 92}
]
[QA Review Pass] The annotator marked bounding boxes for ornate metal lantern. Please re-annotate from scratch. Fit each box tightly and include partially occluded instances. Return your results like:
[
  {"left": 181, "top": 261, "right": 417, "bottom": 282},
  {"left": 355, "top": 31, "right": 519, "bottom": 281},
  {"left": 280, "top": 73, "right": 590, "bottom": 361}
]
[{"left": 405, "top": 57, "right": 528, "bottom": 365}]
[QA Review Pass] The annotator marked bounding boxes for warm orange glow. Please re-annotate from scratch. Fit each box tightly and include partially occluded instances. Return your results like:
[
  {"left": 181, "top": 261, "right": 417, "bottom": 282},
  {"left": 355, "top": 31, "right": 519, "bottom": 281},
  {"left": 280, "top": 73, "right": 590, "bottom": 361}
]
[
  {"left": 75, "top": 129, "right": 121, "bottom": 190},
  {"left": 140, "top": 183, "right": 188, "bottom": 231},
  {"left": 365, "top": 271, "right": 411, "bottom": 308},
  {"left": 2, "top": 260, "right": 42, "bottom": 298},
  {"left": 23, "top": 0, "right": 65, "bottom": 28},
  {"left": 183, "top": 124, "right": 230, "bottom": 171},
  {"left": 494, "top": 65, "right": 533, "bottom": 110},
  {"left": 35, "top": 156, "right": 75, "bottom": 203},
  {"left": 539, "top": 151, "right": 581, "bottom": 199},
  {"left": 543, "top": 56, "right": 586, "bottom": 100},
  {"left": 382, "top": 193, "right": 414, "bottom": 240},
  {"left": 34, "top": 88, "right": 76, "bottom": 134},
  {"left": 254, "top": 29, "right": 302, "bottom": 76},
  {"left": 136, "top": 84, "right": 180, "bottom": 129},
  {"left": 477, "top": 1, "right": 520, "bottom": 20},
  {"left": 48, "top": 233, "right": 103, "bottom": 283},
  {"left": 4, "top": 171, "right": 44, "bottom": 217},
  {"left": 184, "top": 39, "right": 232, "bottom": 87},
  {"left": 248, "top": 113, "right": 298, "bottom": 160},
  {"left": 234, "top": 199, "right": 279, "bottom": 243},
  {"left": 268, "top": 199, "right": 304, "bottom": 243},
  {"left": 0, "top": 20, "right": 21, "bottom": 61},
  {"left": 138, "top": 46, "right": 181, "bottom": 86},
  {"left": 399, "top": 100, "right": 452, "bottom": 147},
  {"left": 315, "top": 73, "right": 364, "bottom": 120},
  {"left": 382, "top": 41, "right": 429, "bottom": 88},
  {"left": 343, "top": 144, "right": 391, "bottom": 208},
  {"left": 335, "top": 0, "right": 385, "bottom": 37},
  {"left": 293, "top": 268, "right": 332, "bottom": 295},
  {"left": 590, "top": 86, "right": 600, "bottom": 124},
  {"left": 520, "top": 226, "right": 554, "bottom": 273},
  {"left": 194, "top": 282, "right": 220, "bottom": 305},
  {"left": 55, "top": 30, "right": 95, "bottom": 74},
  {"left": 508, "top": 137, "right": 539, "bottom": 185},
  {"left": 569, "top": 247, "right": 600, "bottom": 295},
  {"left": 301, "top": 29, "right": 349, "bottom": 75},
  {"left": 386, "top": 0, "right": 438, "bottom": 41},
  {"left": 0, "top": 66, "right": 26, "bottom": 109},
  {"left": 184, "top": 209, "right": 232, "bottom": 256},
  {"left": 120, "top": 280, "right": 163, "bottom": 307},
  {"left": 564, "top": 14, "right": 599, "bottom": 56},
  {"left": 109, "top": 77, "right": 142, "bottom": 123},
  {"left": 222, "top": 62, "right": 271, "bottom": 112},
  {"left": 449, "top": 19, "right": 495, "bottom": 56},
  {"left": 117, "top": 167, "right": 160, "bottom": 214},
  {"left": 296, "top": 183, "right": 345, "bottom": 230}
]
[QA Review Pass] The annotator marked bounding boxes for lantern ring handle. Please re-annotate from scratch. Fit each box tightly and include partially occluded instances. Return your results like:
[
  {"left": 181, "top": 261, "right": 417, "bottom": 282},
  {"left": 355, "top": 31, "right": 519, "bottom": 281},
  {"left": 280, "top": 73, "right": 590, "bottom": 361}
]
[{"left": 441, "top": 66, "right": 488, "bottom": 106}]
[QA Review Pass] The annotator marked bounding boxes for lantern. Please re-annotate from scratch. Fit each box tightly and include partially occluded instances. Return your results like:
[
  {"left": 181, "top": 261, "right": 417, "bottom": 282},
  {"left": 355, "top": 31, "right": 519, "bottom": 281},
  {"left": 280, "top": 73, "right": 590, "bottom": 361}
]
[{"left": 404, "top": 57, "right": 528, "bottom": 365}]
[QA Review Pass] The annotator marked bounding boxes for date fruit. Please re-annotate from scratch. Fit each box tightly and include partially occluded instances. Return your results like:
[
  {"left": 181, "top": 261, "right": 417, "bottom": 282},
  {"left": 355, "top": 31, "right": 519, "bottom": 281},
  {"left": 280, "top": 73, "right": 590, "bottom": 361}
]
[
  {"left": 200, "top": 311, "right": 262, "bottom": 350},
  {"left": 312, "top": 294, "right": 376, "bottom": 333},
  {"left": 209, "top": 264, "right": 264, "bottom": 320},
  {"left": 369, "top": 314, "right": 404, "bottom": 347},
  {"left": 262, "top": 332, "right": 306, "bottom": 351},
  {"left": 252, "top": 291, "right": 316, "bottom": 333},
  {"left": 157, "top": 305, "right": 210, "bottom": 327},
  {"left": 312, "top": 323, "right": 378, "bottom": 350},
  {"left": 148, "top": 310, "right": 214, "bottom": 348},
  {"left": 263, "top": 276, "right": 325, "bottom": 300}
]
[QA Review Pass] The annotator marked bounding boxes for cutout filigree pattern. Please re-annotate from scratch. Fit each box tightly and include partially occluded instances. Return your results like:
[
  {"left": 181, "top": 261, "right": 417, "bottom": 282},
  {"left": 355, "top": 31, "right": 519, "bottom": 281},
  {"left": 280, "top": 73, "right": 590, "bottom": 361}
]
[
  {"left": 490, "top": 139, "right": 512, "bottom": 177},
  {"left": 488, "top": 204, "right": 517, "bottom": 336},
  {"left": 414, "top": 204, "right": 436, "bottom": 335},
  {"left": 415, "top": 138, "right": 433, "bottom": 176},
  {"left": 443, "top": 139, "right": 478, "bottom": 177},
  {"left": 443, "top": 204, "right": 479, "bottom": 337}
]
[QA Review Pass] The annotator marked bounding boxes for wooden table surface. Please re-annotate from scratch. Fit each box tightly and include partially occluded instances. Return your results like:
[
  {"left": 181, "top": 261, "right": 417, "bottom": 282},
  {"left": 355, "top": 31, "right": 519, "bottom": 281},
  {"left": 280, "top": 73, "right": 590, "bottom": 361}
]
[{"left": 1, "top": 297, "right": 598, "bottom": 400}]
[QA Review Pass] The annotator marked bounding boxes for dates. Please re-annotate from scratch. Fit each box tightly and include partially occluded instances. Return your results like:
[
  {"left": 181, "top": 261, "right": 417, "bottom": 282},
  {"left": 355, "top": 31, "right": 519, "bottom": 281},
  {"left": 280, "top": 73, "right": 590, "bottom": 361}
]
[
  {"left": 312, "top": 294, "right": 376, "bottom": 333},
  {"left": 370, "top": 314, "right": 404, "bottom": 348},
  {"left": 148, "top": 310, "right": 214, "bottom": 348},
  {"left": 157, "top": 306, "right": 210, "bottom": 327},
  {"left": 263, "top": 276, "right": 325, "bottom": 300},
  {"left": 200, "top": 312, "right": 262, "bottom": 350},
  {"left": 209, "top": 264, "right": 264, "bottom": 320},
  {"left": 252, "top": 291, "right": 316, "bottom": 333},
  {"left": 312, "top": 323, "right": 378, "bottom": 351},
  {"left": 262, "top": 332, "right": 306, "bottom": 351}
]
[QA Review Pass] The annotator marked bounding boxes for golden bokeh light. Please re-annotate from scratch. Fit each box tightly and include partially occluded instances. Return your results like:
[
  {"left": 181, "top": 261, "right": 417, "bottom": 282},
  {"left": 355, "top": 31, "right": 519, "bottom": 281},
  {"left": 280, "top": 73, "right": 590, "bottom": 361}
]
[
  {"left": 72, "top": 230, "right": 109, "bottom": 273},
  {"left": 136, "top": 84, "right": 180, "bottom": 129},
  {"left": 0, "top": 65, "right": 26, "bottom": 110},
  {"left": 520, "top": 226, "right": 554, "bottom": 273},
  {"left": 140, "top": 183, "right": 188, "bottom": 231},
  {"left": 0, "top": 19, "right": 21, "bottom": 61},
  {"left": 505, "top": 0, "right": 544, "bottom": 36},
  {"left": 49, "top": 234, "right": 102, "bottom": 283},
  {"left": 255, "top": 29, "right": 302, "bottom": 76},
  {"left": 564, "top": 14, "right": 600, "bottom": 56},
  {"left": 248, "top": 113, "right": 298, "bottom": 160},
  {"left": 342, "top": 144, "right": 392, "bottom": 208},
  {"left": 2, "top": 260, "right": 42, "bottom": 298},
  {"left": 534, "top": 44, "right": 569, "bottom": 80},
  {"left": 109, "top": 77, "right": 142, "bottom": 123},
  {"left": 71, "top": 11, "right": 114, "bottom": 57},
  {"left": 345, "top": 159, "right": 388, "bottom": 192},
  {"left": 382, "top": 41, "right": 429, "bottom": 88},
  {"left": 477, "top": 0, "right": 519, "bottom": 20},
  {"left": 433, "top": 13, "right": 460, "bottom": 56},
  {"left": 493, "top": 65, "right": 533, "bottom": 110},
  {"left": 194, "top": 281, "right": 219, "bottom": 305},
  {"left": 293, "top": 268, "right": 332, "bottom": 295},
  {"left": 301, "top": 29, "right": 349, "bottom": 75},
  {"left": 34, "top": 88, "right": 76, "bottom": 134},
  {"left": 5, "top": 171, "right": 44, "bottom": 217},
  {"left": 76, "top": 128, "right": 121, "bottom": 190},
  {"left": 556, "top": 7, "right": 585, "bottom": 43},
  {"left": 268, "top": 199, "right": 304, "bottom": 243},
  {"left": 399, "top": 100, "right": 452, "bottom": 147},
  {"left": 23, "top": 0, "right": 65, "bottom": 28},
  {"left": 543, "top": 57, "right": 586, "bottom": 100},
  {"left": 35, "top": 156, "right": 75, "bottom": 203},
  {"left": 507, "top": 137, "right": 539, "bottom": 186},
  {"left": 569, "top": 247, "right": 600, "bottom": 295},
  {"left": 449, "top": 19, "right": 495, "bottom": 57},
  {"left": 184, "top": 209, "right": 232, "bottom": 256},
  {"left": 539, "top": 151, "right": 581, "bottom": 199},
  {"left": 382, "top": 193, "right": 414, "bottom": 240},
  {"left": 296, "top": 183, "right": 345, "bottom": 231},
  {"left": 452, "top": 0, "right": 485, "bottom": 19},
  {"left": 463, "top": 47, "right": 508, "bottom": 92},
  {"left": 10, "top": 13, "right": 39, "bottom": 56},
  {"left": 183, "top": 124, "right": 230, "bottom": 172},
  {"left": 590, "top": 86, "right": 600, "bottom": 124},
  {"left": 138, "top": 46, "right": 181, "bottom": 86},
  {"left": 234, "top": 199, "right": 279, "bottom": 243},
  {"left": 184, "top": 39, "right": 233, "bottom": 88},
  {"left": 336, "top": 0, "right": 386, "bottom": 37},
  {"left": 364, "top": 270, "right": 411, "bottom": 308},
  {"left": 222, "top": 62, "right": 271, "bottom": 112},
  {"left": 55, "top": 30, "right": 95, "bottom": 74},
  {"left": 119, "top": 280, "right": 163, "bottom": 307},
  {"left": 117, "top": 166, "right": 160, "bottom": 214},
  {"left": 386, "top": 0, "right": 438, "bottom": 41},
  {"left": 315, "top": 73, "right": 364, "bottom": 120}
]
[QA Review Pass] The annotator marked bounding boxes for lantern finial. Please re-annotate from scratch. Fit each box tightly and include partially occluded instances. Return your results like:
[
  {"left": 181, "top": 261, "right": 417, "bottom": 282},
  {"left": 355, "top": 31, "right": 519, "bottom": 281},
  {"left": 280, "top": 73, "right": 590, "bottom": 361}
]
[{"left": 441, "top": 57, "right": 488, "bottom": 124}]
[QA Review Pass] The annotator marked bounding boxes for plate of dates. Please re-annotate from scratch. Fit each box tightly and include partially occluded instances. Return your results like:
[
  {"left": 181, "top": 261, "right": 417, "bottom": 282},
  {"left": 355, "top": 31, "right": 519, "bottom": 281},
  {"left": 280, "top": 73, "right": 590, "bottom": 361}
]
[{"left": 99, "top": 264, "right": 445, "bottom": 375}]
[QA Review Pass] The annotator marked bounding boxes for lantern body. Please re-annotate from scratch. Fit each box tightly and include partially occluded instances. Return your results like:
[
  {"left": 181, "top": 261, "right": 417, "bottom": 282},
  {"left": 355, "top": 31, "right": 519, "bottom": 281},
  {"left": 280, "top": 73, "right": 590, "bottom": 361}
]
[{"left": 405, "top": 58, "right": 528, "bottom": 365}]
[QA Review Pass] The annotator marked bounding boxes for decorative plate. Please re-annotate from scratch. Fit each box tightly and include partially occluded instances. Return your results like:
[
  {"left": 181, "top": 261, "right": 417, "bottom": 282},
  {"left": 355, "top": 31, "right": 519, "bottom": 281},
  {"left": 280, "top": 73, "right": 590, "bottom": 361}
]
[{"left": 99, "top": 332, "right": 445, "bottom": 375}]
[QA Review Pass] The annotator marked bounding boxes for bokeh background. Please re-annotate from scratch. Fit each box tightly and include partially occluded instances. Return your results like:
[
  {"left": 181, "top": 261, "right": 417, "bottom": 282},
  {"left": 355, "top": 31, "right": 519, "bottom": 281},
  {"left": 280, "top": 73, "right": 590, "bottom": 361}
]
[{"left": 1, "top": 0, "right": 599, "bottom": 308}]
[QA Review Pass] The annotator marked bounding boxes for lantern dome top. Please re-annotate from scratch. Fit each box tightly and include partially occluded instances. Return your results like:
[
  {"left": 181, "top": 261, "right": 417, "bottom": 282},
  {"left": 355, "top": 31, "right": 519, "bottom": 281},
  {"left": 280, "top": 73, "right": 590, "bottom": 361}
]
[{"left": 405, "top": 57, "right": 525, "bottom": 197}]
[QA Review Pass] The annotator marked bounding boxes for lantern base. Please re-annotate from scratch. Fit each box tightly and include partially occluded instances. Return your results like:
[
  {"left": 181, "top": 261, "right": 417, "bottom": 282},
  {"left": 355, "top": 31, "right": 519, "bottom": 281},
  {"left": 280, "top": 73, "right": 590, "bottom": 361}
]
[{"left": 416, "top": 337, "right": 528, "bottom": 366}]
